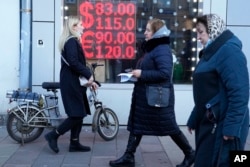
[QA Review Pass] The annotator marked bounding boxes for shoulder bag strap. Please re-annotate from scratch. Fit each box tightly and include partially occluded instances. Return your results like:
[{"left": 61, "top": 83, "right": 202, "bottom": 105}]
[{"left": 61, "top": 35, "right": 75, "bottom": 66}]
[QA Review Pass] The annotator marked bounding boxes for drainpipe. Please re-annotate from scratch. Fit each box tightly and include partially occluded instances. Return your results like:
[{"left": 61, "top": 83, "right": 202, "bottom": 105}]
[{"left": 20, "top": 0, "right": 31, "bottom": 90}]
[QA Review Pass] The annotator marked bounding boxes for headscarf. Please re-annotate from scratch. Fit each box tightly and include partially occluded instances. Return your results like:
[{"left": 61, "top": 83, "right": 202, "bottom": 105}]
[{"left": 206, "top": 14, "right": 226, "bottom": 40}]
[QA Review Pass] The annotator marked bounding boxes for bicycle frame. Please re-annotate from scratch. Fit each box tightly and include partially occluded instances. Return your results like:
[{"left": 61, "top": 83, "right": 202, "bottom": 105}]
[{"left": 5, "top": 63, "right": 119, "bottom": 143}]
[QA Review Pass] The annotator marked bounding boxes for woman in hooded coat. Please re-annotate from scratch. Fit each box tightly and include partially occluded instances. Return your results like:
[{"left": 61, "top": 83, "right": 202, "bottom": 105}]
[
  {"left": 109, "top": 18, "right": 195, "bottom": 167},
  {"left": 187, "top": 14, "right": 249, "bottom": 167}
]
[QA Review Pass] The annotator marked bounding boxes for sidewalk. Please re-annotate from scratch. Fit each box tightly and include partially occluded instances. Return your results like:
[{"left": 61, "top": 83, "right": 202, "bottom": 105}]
[{"left": 0, "top": 125, "right": 249, "bottom": 167}]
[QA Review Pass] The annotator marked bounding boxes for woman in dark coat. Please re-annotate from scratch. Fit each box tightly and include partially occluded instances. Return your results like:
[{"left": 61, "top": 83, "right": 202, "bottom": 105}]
[
  {"left": 45, "top": 16, "right": 97, "bottom": 153},
  {"left": 187, "top": 14, "right": 249, "bottom": 167},
  {"left": 109, "top": 18, "right": 194, "bottom": 167}
]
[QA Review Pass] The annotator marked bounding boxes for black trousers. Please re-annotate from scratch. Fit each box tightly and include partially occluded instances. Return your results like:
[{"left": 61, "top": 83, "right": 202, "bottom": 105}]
[{"left": 56, "top": 117, "right": 83, "bottom": 139}]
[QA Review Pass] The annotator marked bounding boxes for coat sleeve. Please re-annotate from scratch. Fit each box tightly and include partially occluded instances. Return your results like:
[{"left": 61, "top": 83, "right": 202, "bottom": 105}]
[
  {"left": 63, "top": 38, "right": 92, "bottom": 79},
  {"left": 187, "top": 106, "right": 197, "bottom": 129}
]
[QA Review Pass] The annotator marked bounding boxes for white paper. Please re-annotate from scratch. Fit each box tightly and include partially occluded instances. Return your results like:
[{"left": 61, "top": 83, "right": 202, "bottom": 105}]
[
  {"left": 117, "top": 73, "right": 138, "bottom": 82},
  {"left": 79, "top": 76, "right": 88, "bottom": 86}
]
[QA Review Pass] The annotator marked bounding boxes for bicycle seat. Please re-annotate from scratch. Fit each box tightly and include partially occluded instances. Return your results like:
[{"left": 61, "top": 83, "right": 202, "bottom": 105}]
[{"left": 42, "top": 82, "right": 60, "bottom": 90}]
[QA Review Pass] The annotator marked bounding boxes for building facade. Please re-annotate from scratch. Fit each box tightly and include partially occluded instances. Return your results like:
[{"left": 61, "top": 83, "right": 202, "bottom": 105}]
[{"left": 0, "top": 0, "right": 250, "bottom": 125}]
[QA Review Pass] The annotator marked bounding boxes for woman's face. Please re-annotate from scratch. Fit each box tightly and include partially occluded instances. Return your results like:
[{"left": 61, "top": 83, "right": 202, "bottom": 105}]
[
  {"left": 144, "top": 23, "right": 154, "bottom": 41},
  {"left": 73, "top": 21, "right": 84, "bottom": 36},
  {"left": 196, "top": 22, "right": 210, "bottom": 46}
]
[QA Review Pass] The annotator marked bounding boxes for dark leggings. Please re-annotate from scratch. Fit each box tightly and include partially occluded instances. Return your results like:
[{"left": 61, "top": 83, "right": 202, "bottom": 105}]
[{"left": 56, "top": 117, "right": 83, "bottom": 139}]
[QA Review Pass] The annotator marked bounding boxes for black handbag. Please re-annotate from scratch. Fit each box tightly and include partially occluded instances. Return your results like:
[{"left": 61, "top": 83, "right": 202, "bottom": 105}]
[{"left": 146, "top": 85, "right": 170, "bottom": 107}]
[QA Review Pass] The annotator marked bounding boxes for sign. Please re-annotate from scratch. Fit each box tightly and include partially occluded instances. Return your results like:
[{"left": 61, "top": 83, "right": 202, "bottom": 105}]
[{"left": 79, "top": 1, "right": 136, "bottom": 59}]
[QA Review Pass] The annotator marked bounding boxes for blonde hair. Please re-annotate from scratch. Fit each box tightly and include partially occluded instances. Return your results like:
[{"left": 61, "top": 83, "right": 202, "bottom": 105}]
[{"left": 58, "top": 16, "right": 82, "bottom": 53}]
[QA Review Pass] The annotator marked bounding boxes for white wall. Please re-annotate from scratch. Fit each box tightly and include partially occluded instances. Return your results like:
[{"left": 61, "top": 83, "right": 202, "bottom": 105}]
[
  {"left": 227, "top": 0, "right": 250, "bottom": 75},
  {"left": 0, "top": 1, "right": 20, "bottom": 113}
]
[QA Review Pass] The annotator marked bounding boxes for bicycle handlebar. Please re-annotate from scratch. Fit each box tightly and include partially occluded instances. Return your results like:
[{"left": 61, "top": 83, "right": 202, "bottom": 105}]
[{"left": 91, "top": 63, "right": 104, "bottom": 71}]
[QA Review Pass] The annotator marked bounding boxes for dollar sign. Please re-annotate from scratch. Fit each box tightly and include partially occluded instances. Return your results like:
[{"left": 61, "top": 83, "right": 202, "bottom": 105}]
[{"left": 79, "top": 2, "right": 94, "bottom": 28}]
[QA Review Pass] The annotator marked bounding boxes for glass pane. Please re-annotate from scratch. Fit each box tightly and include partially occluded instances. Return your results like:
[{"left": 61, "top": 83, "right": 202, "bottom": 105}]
[{"left": 63, "top": 0, "right": 200, "bottom": 84}]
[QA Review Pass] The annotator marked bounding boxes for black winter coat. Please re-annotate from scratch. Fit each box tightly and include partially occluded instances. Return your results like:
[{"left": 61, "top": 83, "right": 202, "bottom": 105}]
[
  {"left": 127, "top": 37, "right": 180, "bottom": 136},
  {"left": 60, "top": 37, "right": 92, "bottom": 117}
]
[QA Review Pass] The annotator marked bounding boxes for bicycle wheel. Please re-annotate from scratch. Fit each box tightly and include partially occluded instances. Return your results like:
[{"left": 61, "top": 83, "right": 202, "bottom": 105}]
[
  {"left": 97, "top": 108, "right": 119, "bottom": 141},
  {"left": 6, "top": 106, "right": 45, "bottom": 143}
]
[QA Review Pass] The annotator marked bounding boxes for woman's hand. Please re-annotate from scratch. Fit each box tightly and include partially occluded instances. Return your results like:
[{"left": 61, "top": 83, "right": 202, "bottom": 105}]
[
  {"left": 87, "top": 75, "right": 94, "bottom": 84},
  {"left": 223, "top": 136, "right": 235, "bottom": 140},
  {"left": 188, "top": 127, "right": 194, "bottom": 134},
  {"left": 131, "top": 69, "right": 142, "bottom": 78},
  {"left": 91, "top": 82, "right": 99, "bottom": 90},
  {"left": 86, "top": 75, "right": 94, "bottom": 87}
]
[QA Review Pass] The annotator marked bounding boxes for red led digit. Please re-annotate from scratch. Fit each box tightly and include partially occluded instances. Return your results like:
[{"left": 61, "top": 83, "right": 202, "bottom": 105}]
[
  {"left": 126, "top": 46, "right": 134, "bottom": 59},
  {"left": 105, "top": 46, "right": 113, "bottom": 59},
  {"left": 105, "top": 2, "right": 113, "bottom": 16},
  {"left": 104, "top": 32, "right": 113, "bottom": 44},
  {"left": 95, "top": 32, "right": 103, "bottom": 44},
  {"left": 126, "top": 3, "right": 136, "bottom": 16},
  {"left": 95, "top": 2, "right": 104, "bottom": 15},
  {"left": 96, "top": 17, "right": 104, "bottom": 30},
  {"left": 117, "top": 32, "right": 125, "bottom": 44},
  {"left": 117, "top": 3, "right": 126, "bottom": 16},
  {"left": 126, "top": 32, "right": 135, "bottom": 44},
  {"left": 96, "top": 46, "right": 104, "bottom": 59},
  {"left": 104, "top": 17, "right": 113, "bottom": 30},
  {"left": 126, "top": 18, "right": 135, "bottom": 30},
  {"left": 113, "top": 17, "right": 122, "bottom": 30},
  {"left": 113, "top": 46, "right": 122, "bottom": 58}
]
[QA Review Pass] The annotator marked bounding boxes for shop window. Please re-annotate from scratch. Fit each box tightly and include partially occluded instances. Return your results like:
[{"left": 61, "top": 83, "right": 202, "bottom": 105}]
[{"left": 63, "top": 0, "right": 201, "bottom": 84}]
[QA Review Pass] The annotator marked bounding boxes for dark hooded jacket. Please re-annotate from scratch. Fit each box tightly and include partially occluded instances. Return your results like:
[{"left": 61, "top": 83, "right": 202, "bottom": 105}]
[
  {"left": 127, "top": 33, "right": 180, "bottom": 136},
  {"left": 187, "top": 30, "right": 249, "bottom": 167}
]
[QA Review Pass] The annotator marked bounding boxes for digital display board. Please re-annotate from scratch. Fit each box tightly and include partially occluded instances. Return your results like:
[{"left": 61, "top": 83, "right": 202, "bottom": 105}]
[{"left": 79, "top": 1, "right": 136, "bottom": 59}]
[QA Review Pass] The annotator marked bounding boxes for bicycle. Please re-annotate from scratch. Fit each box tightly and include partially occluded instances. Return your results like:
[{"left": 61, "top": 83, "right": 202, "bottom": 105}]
[{"left": 5, "top": 63, "right": 119, "bottom": 144}]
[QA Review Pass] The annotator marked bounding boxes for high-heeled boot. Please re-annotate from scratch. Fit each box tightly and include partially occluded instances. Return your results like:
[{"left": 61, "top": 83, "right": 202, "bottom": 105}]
[
  {"left": 109, "top": 133, "right": 142, "bottom": 167},
  {"left": 45, "top": 130, "right": 60, "bottom": 153},
  {"left": 170, "top": 131, "right": 195, "bottom": 167}
]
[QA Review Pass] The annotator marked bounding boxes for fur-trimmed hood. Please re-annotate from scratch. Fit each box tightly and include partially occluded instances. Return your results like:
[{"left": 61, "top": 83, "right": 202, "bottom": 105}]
[{"left": 145, "top": 36, "right": 170, "bottom": 53}]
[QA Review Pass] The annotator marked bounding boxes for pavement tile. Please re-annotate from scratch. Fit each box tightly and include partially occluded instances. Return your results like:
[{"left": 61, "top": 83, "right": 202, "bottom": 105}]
[{"left": 0, "top": 125, "right": 249, "bottom": 167}]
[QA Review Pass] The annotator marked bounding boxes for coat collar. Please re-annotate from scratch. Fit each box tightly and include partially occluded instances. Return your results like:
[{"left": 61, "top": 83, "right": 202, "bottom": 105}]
[
  {"left": 201, "top": 30, "right": 234, "bottom": 60},
  {"left": 145, "top": 37, "right": 170, "bottom": 53}
]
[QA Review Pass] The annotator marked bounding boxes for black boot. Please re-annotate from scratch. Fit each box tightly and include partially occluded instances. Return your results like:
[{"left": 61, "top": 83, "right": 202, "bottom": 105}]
[
  {"left": 69, "top": 139, "right": 91, "bottom": 152},
  {"left": 170, "top": 131, "right": 195, "bottom": 167},
  {"left": 69, "top": 120, "right": 90, "bottom": 152},
  {"left": 109, "top": 152, "right": 135, "bottom": 167},
  {"left": 45, "top": 130, "right": 60, "bottom": 153},
  {"left": 109, "top": 133, "right": 142, "bottom": 167}
]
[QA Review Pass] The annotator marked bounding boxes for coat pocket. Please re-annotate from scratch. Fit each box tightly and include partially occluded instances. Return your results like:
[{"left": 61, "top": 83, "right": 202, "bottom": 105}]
[
  {"left": 146, "top": 86, "right": 170, "bottom": 107},
  {"left": 205, "top": 93, "right": 221, "bottom": 134}
]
